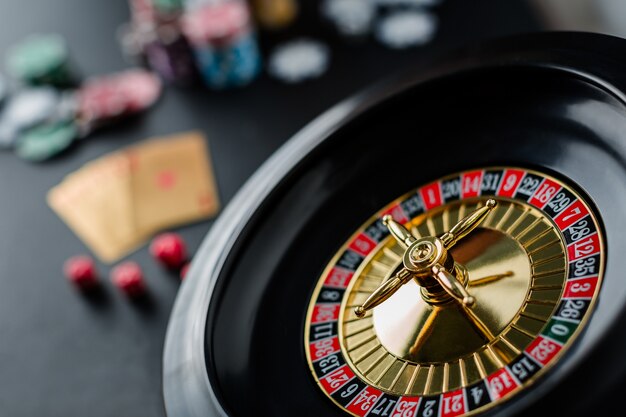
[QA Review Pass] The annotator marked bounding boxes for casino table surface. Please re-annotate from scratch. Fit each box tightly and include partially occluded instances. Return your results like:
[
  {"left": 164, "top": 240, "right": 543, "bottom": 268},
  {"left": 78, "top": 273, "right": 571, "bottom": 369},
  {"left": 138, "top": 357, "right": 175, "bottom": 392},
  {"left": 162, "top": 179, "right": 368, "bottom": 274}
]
[{"left": 0, "top": 1, "right": 577, "bottom": 416}]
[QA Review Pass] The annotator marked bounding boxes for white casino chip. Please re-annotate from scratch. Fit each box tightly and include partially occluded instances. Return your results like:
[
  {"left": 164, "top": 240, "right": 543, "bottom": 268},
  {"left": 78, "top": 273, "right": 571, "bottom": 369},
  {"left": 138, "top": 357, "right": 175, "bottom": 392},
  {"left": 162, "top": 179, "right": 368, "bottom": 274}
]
[
  {"left": 0, "top": 87, "right": 59, "bottom": 148},
  {"left": 321, "top": 0, "right": 376, "bottom": 37},
  {"left": 375, "top": 10, "right": 437, "bottom": 49},
  {"left": 268, "top": 39, "right": 330, "bottom": 84},
  {"left": 3, "top": 87, "right": 59, "bottom": 129}
]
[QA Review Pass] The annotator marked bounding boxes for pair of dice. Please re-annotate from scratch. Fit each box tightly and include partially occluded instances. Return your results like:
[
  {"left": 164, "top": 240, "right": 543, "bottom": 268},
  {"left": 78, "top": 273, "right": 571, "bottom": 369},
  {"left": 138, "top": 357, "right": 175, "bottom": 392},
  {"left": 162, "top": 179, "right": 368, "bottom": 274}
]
[{"left": 63, "top": 232, "right": 190, "bottom": 296}]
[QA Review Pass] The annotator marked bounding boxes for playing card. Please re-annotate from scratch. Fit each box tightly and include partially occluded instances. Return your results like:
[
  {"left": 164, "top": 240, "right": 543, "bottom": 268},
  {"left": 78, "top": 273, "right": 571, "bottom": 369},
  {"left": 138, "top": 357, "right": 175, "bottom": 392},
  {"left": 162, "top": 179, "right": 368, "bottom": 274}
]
[
  {"left": 47, "top": 130, "right": 220, "bottom": 263},
  {"left": 128, "top": 131, "right": 220, "bottom": 237},
  {"left": 47, "top": 151, "right": 144, "bottom": 262}
]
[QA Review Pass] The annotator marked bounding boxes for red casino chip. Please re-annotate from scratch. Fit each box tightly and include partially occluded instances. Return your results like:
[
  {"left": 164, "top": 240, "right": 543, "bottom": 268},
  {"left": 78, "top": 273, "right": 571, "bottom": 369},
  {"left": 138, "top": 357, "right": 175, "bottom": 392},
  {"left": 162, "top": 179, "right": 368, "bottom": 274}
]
[
  {"left": 181, "top": 1, "right": 251, "bottom": 46},
  {"left": 114, "top": 69, "right": 162, "bottom": 112},
  {"left": 77, "top": 69, "right": 162, "bottom": 129},
  {"left": 78, "top": 78, "right": 126, "bottom": 123}
]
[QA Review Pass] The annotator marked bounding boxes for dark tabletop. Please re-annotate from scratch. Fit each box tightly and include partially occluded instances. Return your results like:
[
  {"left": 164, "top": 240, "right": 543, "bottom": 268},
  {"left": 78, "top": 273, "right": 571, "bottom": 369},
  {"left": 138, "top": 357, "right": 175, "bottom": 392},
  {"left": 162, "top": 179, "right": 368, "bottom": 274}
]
[{"left": 0, "top": 1, "right": 547, "bottom": 416}]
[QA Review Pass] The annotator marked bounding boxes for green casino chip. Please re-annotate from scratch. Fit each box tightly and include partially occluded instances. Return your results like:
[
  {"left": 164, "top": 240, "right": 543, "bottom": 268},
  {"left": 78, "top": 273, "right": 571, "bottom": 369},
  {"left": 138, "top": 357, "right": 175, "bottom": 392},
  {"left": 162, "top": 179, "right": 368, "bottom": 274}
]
[
  {"left": 15, "top": 119, "right": 77, "bottom": 162},
  {"left": 152, "top": 0, "right": 183, "bottom": 14},
  {"left": 6, "top": 34, "right": 75, "bottom": 87}
]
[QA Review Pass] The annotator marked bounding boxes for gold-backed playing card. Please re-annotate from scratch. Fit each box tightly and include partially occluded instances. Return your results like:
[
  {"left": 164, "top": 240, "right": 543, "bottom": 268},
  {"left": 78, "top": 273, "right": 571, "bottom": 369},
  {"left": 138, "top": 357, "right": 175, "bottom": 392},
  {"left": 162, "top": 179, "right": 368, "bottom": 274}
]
[
  {"left": 128, "top": 131, "right": 220, "bottom": 237},
  {"left": 47, "top": 151, "right": 144, "bottom": 262}
]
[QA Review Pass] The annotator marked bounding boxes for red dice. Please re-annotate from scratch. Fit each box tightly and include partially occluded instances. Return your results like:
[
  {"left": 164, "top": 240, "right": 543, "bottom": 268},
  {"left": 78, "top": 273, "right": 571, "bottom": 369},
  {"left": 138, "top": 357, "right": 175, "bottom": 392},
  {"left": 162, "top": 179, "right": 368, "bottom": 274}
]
[
  {"left": 149, "top": 232, "right": 188, "bottom": 269},
  {"left": 63, "top": 255, "right": 99, "bottom": 289},
  {"left": 110, "top": 261, "right": 146, "bottom": 296}
]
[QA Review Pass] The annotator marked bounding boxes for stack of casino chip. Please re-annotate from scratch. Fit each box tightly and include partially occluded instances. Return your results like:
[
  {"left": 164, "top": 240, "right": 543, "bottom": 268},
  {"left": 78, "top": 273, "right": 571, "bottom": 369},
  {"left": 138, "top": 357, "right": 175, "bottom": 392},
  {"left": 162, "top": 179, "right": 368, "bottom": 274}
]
[
  {"left": 75, "top": 68, "right": 163, "bottom": 135},
  {"left": 181, "top": 0, "right": 262, "bottom": 90},
  {"left": 120, "top": 0, "right": 198, "bottom": 85},
  {"left": 0, "top": 33, "right": 83, "bottom": 161},
  {"left": 0, "top": 87, "right": 82, "bottom": 161},
  {"left": 0, "top": 30, "right": 162, "bottom": 162},
  {"left": 0, "top": 68, "right": 162, "bottom": 162},
  {"left": 114, "top": 0, "right": 445, "bottom": 90}
]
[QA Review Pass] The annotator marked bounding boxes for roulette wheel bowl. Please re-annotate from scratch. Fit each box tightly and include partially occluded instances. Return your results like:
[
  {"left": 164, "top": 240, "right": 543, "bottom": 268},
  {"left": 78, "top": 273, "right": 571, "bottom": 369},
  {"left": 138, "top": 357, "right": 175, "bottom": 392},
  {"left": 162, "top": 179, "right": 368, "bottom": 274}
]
[{"left": 163, "top": 31, "right": 626, "bottom": 417}]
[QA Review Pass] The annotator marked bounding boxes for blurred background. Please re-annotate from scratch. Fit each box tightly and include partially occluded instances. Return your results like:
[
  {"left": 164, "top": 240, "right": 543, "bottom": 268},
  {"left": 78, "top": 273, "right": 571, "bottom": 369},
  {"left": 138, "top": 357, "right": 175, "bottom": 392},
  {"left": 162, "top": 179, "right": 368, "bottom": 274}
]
[{"left": 0, "top": 0, "right": 624, "bottom": 416}]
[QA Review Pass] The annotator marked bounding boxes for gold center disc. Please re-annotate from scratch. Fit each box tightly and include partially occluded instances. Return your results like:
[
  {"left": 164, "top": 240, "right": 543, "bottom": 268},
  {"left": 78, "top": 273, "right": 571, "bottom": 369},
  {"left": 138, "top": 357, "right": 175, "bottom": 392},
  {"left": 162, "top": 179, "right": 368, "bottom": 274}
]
[{"left": 373, "top": 227, "right": 531, "bottom": 363}]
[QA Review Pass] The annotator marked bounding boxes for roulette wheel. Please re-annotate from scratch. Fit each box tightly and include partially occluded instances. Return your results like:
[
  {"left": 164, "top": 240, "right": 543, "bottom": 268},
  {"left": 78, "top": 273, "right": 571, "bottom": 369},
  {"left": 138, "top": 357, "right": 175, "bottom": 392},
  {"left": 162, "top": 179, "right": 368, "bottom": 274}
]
[{"left": 162, "top": 31, "right": 626, "bottom": 417}]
